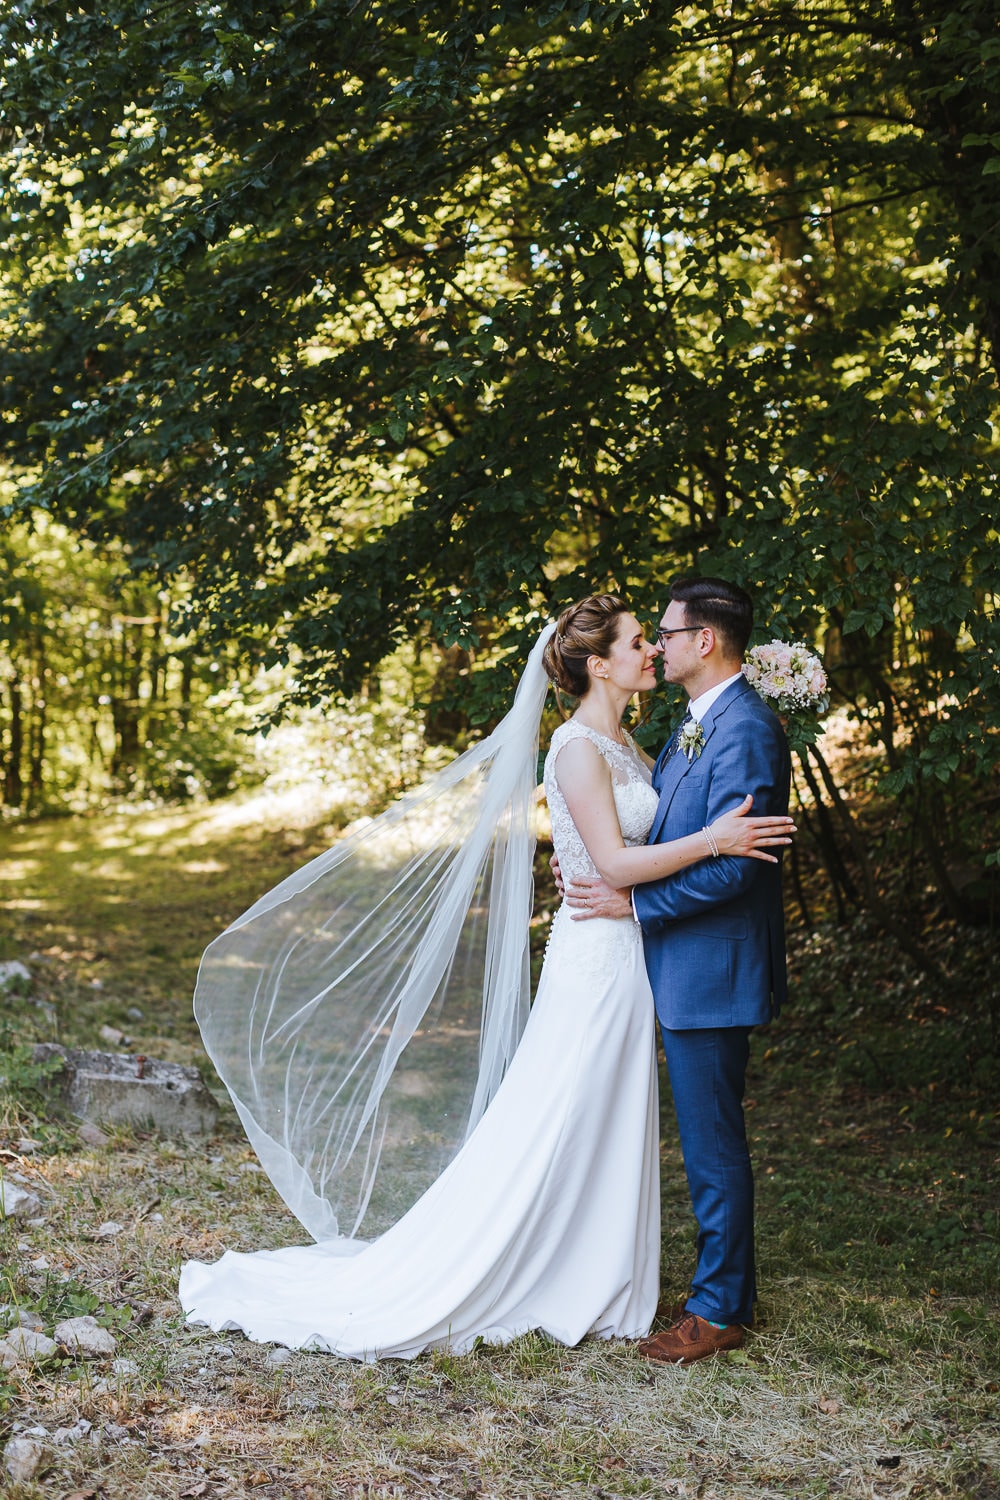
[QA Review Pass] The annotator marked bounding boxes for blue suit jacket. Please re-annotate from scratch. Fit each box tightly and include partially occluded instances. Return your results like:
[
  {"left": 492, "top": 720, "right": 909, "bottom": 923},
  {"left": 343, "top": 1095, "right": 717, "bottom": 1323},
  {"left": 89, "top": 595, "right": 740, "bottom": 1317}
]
[{"left": 634, "top": 677, "right": 791, "bottom": 1030}]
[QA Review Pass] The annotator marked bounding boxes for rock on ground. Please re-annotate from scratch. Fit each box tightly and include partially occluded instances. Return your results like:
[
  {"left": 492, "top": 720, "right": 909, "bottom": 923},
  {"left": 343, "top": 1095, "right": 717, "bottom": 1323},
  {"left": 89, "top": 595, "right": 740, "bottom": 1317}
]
[
  {"left": 53, "top": 1315, "right": 117, "bottom": 1359},
  {"left": 53, "top": 1419, "right": 92, "bottom": 1446},
  {"left": 0, "top": 1307, "right": 44, "bottom": 1331},
  {"left": 0, "top": 1181, "right": 42, "bottom": 1219},
  {"left": 3, "top": 1435, "right": 46, "bottom": 1483},
  {"left": 1, "top": 1327, "right": 58, "bottom": 1363}
]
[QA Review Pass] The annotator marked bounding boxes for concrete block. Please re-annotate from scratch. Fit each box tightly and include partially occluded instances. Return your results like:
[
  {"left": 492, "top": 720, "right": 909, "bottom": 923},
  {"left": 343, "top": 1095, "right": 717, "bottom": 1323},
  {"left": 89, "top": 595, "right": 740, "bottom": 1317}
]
[{"left": 32, "top": 1045, "right": 218, "bottom": 1137}]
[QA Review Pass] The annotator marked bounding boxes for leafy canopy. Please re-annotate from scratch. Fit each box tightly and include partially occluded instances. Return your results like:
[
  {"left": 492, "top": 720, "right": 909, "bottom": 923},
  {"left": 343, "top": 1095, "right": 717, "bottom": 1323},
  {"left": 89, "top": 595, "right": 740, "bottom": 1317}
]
[{"left": 1, "top": 0, "right": 997, "bottom": 787}]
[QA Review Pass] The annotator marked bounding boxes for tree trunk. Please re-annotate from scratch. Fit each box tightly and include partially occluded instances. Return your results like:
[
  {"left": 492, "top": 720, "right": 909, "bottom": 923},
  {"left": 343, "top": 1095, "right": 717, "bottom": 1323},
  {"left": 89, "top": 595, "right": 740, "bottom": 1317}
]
[
  {"left": 4, "top": 674, "right": 24, "bottom": 807},
  {"left": 792, "top": 755, "right": 857, "bottom": 922},
  {"left": 26, "top": 635, "right": 47, "bottom": 806}
]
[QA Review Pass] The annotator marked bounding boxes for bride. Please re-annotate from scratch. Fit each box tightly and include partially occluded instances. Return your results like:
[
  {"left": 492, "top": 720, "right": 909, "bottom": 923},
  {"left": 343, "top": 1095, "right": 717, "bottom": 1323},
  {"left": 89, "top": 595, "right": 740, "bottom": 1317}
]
[{"left": 179, "top": 595, "right": 793, "bottom": 1359}]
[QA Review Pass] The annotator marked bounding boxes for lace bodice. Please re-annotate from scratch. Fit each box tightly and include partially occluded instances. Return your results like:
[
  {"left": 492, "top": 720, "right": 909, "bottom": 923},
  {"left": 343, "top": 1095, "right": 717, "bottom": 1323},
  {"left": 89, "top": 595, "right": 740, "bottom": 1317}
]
[{"left": 543, "top": 721, "right": 659, "bottom": 885}]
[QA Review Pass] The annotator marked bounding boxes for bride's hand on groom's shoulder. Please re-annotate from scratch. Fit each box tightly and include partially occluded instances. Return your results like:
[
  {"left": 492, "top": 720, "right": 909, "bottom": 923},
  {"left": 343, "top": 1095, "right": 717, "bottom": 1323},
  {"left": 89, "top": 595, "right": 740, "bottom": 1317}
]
[{"left": 565, "top": 875, "right": 634, "bottom": 922}]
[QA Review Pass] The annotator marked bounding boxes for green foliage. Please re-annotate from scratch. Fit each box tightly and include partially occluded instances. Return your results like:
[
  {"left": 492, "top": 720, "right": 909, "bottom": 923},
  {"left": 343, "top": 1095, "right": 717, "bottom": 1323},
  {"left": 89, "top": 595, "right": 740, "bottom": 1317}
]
[
  {"left": 140, "top": 714, "right": 242, "bottom": 803},
  {"left": 0, "top": 1268, "right": 135, "bottom": 1353},
  {"left": 0, "top": 979, "right": 63, "bottom": 1128},
  {"left": 3, "top": 1275, "right": 100, "bottom": 1330},
  {"left": 0, "top": 517, "right": 257, "bottom": 808},
  {"left": 0, "top": 1043, "right": 62, "bottom": 1110},
  {"left": 0, "top": 0, "right": 998, "bottom": 922}
]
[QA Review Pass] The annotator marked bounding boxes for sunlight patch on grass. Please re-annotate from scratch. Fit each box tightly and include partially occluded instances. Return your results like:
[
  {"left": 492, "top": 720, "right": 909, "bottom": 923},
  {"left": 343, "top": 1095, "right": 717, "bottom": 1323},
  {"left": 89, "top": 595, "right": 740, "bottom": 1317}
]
[
  {"left": 0, "top": 784, "right": 358, "bottom": 1031},
  {"left": 137, "top": 780, "right": 354, "bottom": 843},
  {"left": 0, "top": 857, "right": 42, "bottom": 879},
  {"left": 80, "top": 858, "right": 134, "bottom": 879}
]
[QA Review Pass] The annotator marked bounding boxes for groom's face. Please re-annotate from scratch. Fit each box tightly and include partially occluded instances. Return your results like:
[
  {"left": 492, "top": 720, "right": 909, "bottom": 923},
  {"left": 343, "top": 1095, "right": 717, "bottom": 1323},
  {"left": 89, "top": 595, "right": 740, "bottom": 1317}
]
[{"left": 656, "top": 601, "right": 705, "bottom": 689}]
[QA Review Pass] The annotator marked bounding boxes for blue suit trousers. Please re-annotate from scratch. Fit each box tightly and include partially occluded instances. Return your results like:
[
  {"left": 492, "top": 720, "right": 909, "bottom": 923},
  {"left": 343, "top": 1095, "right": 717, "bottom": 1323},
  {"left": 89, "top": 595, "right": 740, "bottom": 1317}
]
[{"left": 660, "top": 1025, "right": 756, "bottom": 1327}]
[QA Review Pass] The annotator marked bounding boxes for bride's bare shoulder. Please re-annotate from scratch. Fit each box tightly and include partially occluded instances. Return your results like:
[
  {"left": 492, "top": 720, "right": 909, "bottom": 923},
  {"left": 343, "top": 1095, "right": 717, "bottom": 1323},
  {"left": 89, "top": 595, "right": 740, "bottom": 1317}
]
[{"left": 546, "top": 728, "right": 612, "bottom": 796}]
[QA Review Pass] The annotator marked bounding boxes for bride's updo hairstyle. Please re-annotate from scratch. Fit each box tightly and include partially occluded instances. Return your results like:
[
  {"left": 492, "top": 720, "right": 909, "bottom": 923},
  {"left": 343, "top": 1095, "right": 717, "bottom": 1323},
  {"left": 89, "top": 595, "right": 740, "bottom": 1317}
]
[{"left": 543, "top": 594, "right": 630, "bottom": 701}]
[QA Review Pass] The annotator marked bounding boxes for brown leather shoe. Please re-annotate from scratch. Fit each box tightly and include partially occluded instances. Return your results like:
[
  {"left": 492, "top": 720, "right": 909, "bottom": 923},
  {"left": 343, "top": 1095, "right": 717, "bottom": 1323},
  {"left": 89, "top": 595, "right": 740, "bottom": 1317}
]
[{"left": 637, "top": 1313, "right": 745, "bottom": 1365}]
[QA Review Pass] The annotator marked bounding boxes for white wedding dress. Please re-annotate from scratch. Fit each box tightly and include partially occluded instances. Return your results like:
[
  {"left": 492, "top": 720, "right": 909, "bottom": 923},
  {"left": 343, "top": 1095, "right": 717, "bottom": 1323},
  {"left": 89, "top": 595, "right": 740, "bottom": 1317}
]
[{"left": 179, "top": 721, "right": 661, "bottom": 1359}]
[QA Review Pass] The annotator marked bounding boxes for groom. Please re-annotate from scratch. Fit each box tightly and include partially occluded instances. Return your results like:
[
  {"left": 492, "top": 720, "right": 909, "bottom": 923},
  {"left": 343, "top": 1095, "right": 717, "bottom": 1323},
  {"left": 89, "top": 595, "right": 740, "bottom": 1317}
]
[{"left": 567, "top": 576, "right": 791, "bottom": 1364}]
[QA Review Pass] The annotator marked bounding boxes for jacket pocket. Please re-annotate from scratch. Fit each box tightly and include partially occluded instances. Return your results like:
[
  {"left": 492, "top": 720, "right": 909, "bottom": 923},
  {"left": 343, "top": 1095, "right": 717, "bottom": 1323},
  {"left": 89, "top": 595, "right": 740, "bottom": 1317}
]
[{"left": 680, "top": 915, "right": 748, "bottom": 940}]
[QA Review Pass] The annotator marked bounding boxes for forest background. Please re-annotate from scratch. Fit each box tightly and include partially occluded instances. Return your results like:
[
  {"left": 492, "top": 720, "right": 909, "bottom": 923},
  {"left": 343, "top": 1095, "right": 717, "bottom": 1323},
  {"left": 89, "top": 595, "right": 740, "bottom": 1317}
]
[
  {"left": 1, "top": 0, "right": 999, "bottom": 972},
  {"left": 0, "top": 4, "right": 998, "bottom": 1496}
]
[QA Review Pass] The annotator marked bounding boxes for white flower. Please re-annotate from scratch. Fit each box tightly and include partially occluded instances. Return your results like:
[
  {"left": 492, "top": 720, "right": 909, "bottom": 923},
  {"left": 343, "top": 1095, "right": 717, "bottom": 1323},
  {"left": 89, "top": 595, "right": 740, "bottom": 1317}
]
[
  {"left": 677, "top": 718, "right": 705, "bottom": 762},
  {"left": 742, "top": 640, "right": 829, "bottom": 719}
]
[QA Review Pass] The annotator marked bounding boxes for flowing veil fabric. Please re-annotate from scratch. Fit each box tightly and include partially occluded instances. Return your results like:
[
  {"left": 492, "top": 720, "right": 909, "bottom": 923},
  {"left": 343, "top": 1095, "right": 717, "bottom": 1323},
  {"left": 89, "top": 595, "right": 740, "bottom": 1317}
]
[{"left": 193, "top": 622, "right": 556, "bottom": 1244}]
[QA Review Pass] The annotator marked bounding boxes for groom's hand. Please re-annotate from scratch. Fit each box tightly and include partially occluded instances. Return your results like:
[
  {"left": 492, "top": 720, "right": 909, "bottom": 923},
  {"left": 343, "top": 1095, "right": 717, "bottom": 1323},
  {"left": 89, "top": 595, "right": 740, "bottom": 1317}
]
[{"left": 565, "top": 875, "right": 634, "bottom": 922}]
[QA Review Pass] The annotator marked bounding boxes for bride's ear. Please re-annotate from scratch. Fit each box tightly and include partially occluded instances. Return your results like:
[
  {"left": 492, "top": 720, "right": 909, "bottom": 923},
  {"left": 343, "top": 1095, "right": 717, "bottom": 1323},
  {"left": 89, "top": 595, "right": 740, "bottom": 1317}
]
[{"left": 587, "top": 655, "right": 608, "bottom": 681}]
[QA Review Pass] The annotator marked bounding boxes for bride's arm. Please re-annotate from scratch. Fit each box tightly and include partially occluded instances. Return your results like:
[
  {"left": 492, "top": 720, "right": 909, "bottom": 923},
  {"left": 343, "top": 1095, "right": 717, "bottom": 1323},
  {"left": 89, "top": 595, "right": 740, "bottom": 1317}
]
[{"left": 553, "top": 739, "right": 793, "bottom": 889}]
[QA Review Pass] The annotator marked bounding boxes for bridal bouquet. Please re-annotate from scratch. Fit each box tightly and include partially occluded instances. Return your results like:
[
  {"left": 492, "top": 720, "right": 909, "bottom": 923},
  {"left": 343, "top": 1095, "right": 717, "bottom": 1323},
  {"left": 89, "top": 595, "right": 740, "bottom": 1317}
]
[{"left": 743, "top": 640, "right": 829, "bottom": 748}]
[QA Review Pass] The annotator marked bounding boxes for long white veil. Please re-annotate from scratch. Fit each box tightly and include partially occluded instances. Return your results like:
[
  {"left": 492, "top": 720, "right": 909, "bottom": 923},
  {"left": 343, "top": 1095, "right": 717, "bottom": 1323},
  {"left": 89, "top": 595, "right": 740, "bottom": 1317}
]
[{"left": 193, "top": 622, "right": 555, "bottom": 1243}]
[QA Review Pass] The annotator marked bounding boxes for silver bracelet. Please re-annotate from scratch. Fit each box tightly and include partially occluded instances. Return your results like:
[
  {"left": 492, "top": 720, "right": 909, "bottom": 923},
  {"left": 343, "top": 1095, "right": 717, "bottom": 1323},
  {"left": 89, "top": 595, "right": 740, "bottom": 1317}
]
[{"left": 701, "top": 825, "right": 719, "bottom": 859}]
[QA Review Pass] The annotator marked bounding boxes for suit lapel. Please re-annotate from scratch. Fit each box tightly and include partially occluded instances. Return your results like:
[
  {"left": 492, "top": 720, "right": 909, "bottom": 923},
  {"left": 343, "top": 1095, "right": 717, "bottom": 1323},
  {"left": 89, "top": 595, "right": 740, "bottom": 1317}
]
[
  {"left": 648, "top": 675, "right": 752, "bottom": 845},
  {"left": 648, "top": 743, "right": 692, "bottom": 844},
  {"left": 651, "top": 715, "right": 685, "bottom": 788}
]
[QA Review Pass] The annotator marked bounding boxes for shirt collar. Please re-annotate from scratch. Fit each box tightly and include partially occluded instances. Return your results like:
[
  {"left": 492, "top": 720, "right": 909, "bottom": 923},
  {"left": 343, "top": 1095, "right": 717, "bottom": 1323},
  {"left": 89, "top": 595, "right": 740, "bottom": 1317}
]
[{"left": 688, "top": 670, "right": 744, "bottom": 724}]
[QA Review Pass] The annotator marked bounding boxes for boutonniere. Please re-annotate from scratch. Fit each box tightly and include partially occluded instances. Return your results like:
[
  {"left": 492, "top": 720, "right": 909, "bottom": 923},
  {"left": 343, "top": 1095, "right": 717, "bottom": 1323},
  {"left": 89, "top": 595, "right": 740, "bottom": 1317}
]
[{"left": 677, "top": 718, "right": 705, "bottom": 763}]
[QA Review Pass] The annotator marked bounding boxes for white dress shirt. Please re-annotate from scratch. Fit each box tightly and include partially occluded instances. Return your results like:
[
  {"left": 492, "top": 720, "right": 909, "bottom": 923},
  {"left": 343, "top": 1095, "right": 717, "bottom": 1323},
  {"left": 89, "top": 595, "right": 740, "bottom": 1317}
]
[{"left": 686, "top": 670, "right": 744, "bottom": 724}]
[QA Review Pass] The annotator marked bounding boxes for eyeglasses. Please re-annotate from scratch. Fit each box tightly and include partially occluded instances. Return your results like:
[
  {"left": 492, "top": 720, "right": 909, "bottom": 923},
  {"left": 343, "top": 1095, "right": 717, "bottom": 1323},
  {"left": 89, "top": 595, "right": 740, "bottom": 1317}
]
[{"left": 654, "top": 625, "right": 704, "bottom": 645}]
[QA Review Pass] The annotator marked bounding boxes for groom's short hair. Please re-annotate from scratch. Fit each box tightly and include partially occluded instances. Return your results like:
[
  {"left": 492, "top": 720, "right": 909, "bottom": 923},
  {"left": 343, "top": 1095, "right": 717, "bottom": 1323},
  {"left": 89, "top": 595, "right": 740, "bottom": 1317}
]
[{"left": 669, "top": 576, "right": 753, "bottom": 659}]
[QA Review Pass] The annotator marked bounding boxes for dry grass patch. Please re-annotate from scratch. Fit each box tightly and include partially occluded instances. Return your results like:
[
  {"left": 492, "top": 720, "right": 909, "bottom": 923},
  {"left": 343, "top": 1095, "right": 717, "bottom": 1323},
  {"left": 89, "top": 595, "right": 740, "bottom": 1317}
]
[
  {"left": 0, "top": 1122, "right": 997, "bottom": 1499},
  {"left": 1, "top": 794, "right": 997, "bottom": 1500}
]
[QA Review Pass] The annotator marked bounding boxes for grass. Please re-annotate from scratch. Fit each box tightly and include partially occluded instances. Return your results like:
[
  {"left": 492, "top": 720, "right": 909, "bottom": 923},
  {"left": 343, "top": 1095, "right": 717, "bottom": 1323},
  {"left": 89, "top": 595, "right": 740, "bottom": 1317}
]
[
  {"left": 0, "top": 788, "right": 998, "bottom": 1499},
  {"left": 0, "top": 784, "right": 359, "bottom": 1062}
]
